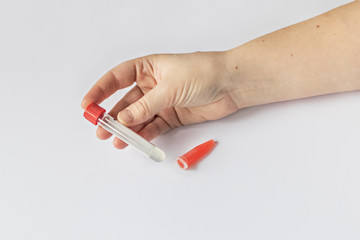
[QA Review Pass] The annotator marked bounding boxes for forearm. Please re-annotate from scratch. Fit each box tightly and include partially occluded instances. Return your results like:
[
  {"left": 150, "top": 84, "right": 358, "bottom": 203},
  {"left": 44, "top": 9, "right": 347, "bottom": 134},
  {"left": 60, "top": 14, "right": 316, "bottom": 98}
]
[{"left": 226, "top": 1, "right": 360, "bottom": 108}]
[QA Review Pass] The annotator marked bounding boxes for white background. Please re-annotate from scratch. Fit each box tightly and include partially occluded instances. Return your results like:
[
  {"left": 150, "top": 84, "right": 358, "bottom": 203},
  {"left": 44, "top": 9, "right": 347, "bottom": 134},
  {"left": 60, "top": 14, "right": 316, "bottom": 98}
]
[{"left": 0, "top": 0, "right": 359, "bottom": 239}]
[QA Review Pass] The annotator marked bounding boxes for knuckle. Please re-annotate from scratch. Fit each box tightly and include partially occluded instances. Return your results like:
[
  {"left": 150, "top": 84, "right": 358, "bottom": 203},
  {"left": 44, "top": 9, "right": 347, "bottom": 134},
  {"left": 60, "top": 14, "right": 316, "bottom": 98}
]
[
  {"left": 146, "top": 122, "right": 161, "bottom": 140},
  {"left": 152, "top": 120, "right": 163, "bottom": 136},
  {"left": 134, "top": 99, "right": 151, "bottom": 116}
]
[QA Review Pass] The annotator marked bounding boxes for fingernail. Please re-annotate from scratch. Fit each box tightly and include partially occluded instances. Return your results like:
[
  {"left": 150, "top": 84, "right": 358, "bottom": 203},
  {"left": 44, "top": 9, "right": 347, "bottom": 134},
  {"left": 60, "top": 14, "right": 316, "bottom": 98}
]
[{"left": 118, "top": 109, "right": 134, "bottom": 125}]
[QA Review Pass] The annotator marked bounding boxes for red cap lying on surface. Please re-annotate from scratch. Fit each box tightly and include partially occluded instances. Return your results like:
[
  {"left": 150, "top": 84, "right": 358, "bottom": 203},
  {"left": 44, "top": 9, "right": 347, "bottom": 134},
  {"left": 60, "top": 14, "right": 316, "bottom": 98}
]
[{"left": 177, "top": 139, "right": 216, "bottom": 170}]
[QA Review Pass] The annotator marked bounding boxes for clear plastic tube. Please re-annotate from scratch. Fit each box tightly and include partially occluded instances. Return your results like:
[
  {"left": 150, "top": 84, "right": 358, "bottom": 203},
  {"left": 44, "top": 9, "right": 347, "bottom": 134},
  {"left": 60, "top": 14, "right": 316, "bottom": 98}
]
[
  {"left": 84, "top": 103, "right": 165, "bottom": 162},
  {"left": 99, "top": 113, "right": 165, "bottom": 162}
]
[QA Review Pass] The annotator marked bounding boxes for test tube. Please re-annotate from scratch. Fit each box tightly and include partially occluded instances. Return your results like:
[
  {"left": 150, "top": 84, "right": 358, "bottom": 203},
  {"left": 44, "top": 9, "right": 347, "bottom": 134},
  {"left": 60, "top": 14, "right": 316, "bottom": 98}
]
[{"left": 83, "top": 103, "right": 166, "bottom": 162}]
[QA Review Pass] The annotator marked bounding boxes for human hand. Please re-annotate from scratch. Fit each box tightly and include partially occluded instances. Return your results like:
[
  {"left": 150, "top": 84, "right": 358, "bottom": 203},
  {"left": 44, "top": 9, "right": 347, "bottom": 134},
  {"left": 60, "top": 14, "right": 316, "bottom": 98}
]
[
  {"left": 81, "top": 51, "right": 239, "bottom": 149},
  {"left": 82, "top": 2, "right": 360, "bottom": 150}
]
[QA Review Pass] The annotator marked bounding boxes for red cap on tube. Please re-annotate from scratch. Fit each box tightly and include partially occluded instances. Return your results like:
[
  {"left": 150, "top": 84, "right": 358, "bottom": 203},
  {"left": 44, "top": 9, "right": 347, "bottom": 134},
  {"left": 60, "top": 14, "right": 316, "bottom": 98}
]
[
  {"left": 83, "top": 103, "right": 106, "bottom": 125},
  {"left": 177, "top": 139, "right": 216, "bottom": 170}
]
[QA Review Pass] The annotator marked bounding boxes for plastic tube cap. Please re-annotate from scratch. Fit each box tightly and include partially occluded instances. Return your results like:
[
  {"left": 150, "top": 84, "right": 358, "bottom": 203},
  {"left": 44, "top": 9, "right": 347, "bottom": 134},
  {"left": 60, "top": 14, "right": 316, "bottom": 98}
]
[
  {"left": 177, "top": 139, "right": 216, "bottom": 170},
  {"left": 84, "top": 103, "right": 106, "bottom": 125}
]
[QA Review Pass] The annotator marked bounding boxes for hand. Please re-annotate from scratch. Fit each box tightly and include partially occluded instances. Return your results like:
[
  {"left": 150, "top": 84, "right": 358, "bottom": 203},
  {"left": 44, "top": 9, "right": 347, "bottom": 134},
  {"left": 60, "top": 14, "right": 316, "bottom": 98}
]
[
  {"left": 82, "top": 2, "right": 360, "bottom": 150},
  {"left": 81, "top": 51, "right": 239, "bottom": 149}
]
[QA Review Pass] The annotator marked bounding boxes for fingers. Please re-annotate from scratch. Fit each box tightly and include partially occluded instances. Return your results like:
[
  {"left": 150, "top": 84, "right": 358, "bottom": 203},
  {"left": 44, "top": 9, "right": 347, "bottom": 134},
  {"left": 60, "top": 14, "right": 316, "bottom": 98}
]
[
  {"left": 137, "top": 116, "right": 172, "bottom": 141},
  {"left": 96, "top": 85, "right": 144, "bottom": 140},
  {"left": 96, "top": 125, "right": 112, "bottom": 140},
  {"left": 81, "top": 59, "right": 137, "bottom": 109},
  {"left": 95, "top": 84, "right": 158, "bottom": 149},
  {"left": 113, "top": 115, "right": 173, "bottom": 150},
  {"left": 112, "top": 117, "right": 154, "bottom": 149},
  {"left": 114, "top": 109, "right": 179, "bottom": 149},
  {"left": 117, "top": 86, "right": 169, "bottom": 126}
]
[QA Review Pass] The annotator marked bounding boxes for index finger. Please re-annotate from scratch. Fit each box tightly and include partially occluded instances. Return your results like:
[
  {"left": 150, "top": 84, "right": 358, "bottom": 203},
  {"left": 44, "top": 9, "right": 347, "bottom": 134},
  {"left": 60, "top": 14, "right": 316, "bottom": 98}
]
[{"left": 81, "top": 59, "right": 137, "bottom": 109}]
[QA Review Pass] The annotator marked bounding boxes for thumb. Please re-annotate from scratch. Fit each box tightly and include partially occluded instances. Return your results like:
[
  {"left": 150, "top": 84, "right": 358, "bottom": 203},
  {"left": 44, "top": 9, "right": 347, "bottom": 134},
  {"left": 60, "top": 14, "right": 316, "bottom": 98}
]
[{"left": 117, "top": 87, "right": 168, "bottom": 126}]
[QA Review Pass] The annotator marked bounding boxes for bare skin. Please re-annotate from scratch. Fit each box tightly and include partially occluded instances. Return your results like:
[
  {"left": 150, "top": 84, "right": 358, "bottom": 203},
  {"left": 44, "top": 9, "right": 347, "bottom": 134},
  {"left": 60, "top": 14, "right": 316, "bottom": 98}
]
[{"left": 81, "top": 1, "right": 360, "bottom": 149}]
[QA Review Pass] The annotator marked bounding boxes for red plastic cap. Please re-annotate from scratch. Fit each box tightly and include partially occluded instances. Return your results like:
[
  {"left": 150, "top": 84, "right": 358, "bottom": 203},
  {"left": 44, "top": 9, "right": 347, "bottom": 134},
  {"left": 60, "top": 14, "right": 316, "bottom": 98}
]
[
  {"left": 177, "top": 139, "right": 216, "bottom": 170},
  {"left": 83, "top": 103, "right": 106, "bottom": 125}
]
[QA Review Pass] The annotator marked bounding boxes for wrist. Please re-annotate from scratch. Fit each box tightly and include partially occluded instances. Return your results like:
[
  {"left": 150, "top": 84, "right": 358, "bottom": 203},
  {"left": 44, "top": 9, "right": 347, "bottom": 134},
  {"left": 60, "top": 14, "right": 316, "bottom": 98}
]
[
  {"left": 224, "top": 46, "right": 280, "bottom": 109},
  {"left": 224, "top": 2, "right": 360, "bottom": 110}
]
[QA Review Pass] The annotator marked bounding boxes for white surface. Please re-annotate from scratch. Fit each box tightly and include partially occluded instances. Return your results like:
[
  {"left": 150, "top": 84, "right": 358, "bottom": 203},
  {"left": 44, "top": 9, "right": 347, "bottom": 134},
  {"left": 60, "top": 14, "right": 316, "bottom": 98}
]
[{"left": 0, "top": 0, "right": 359, "bottom": 239}]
